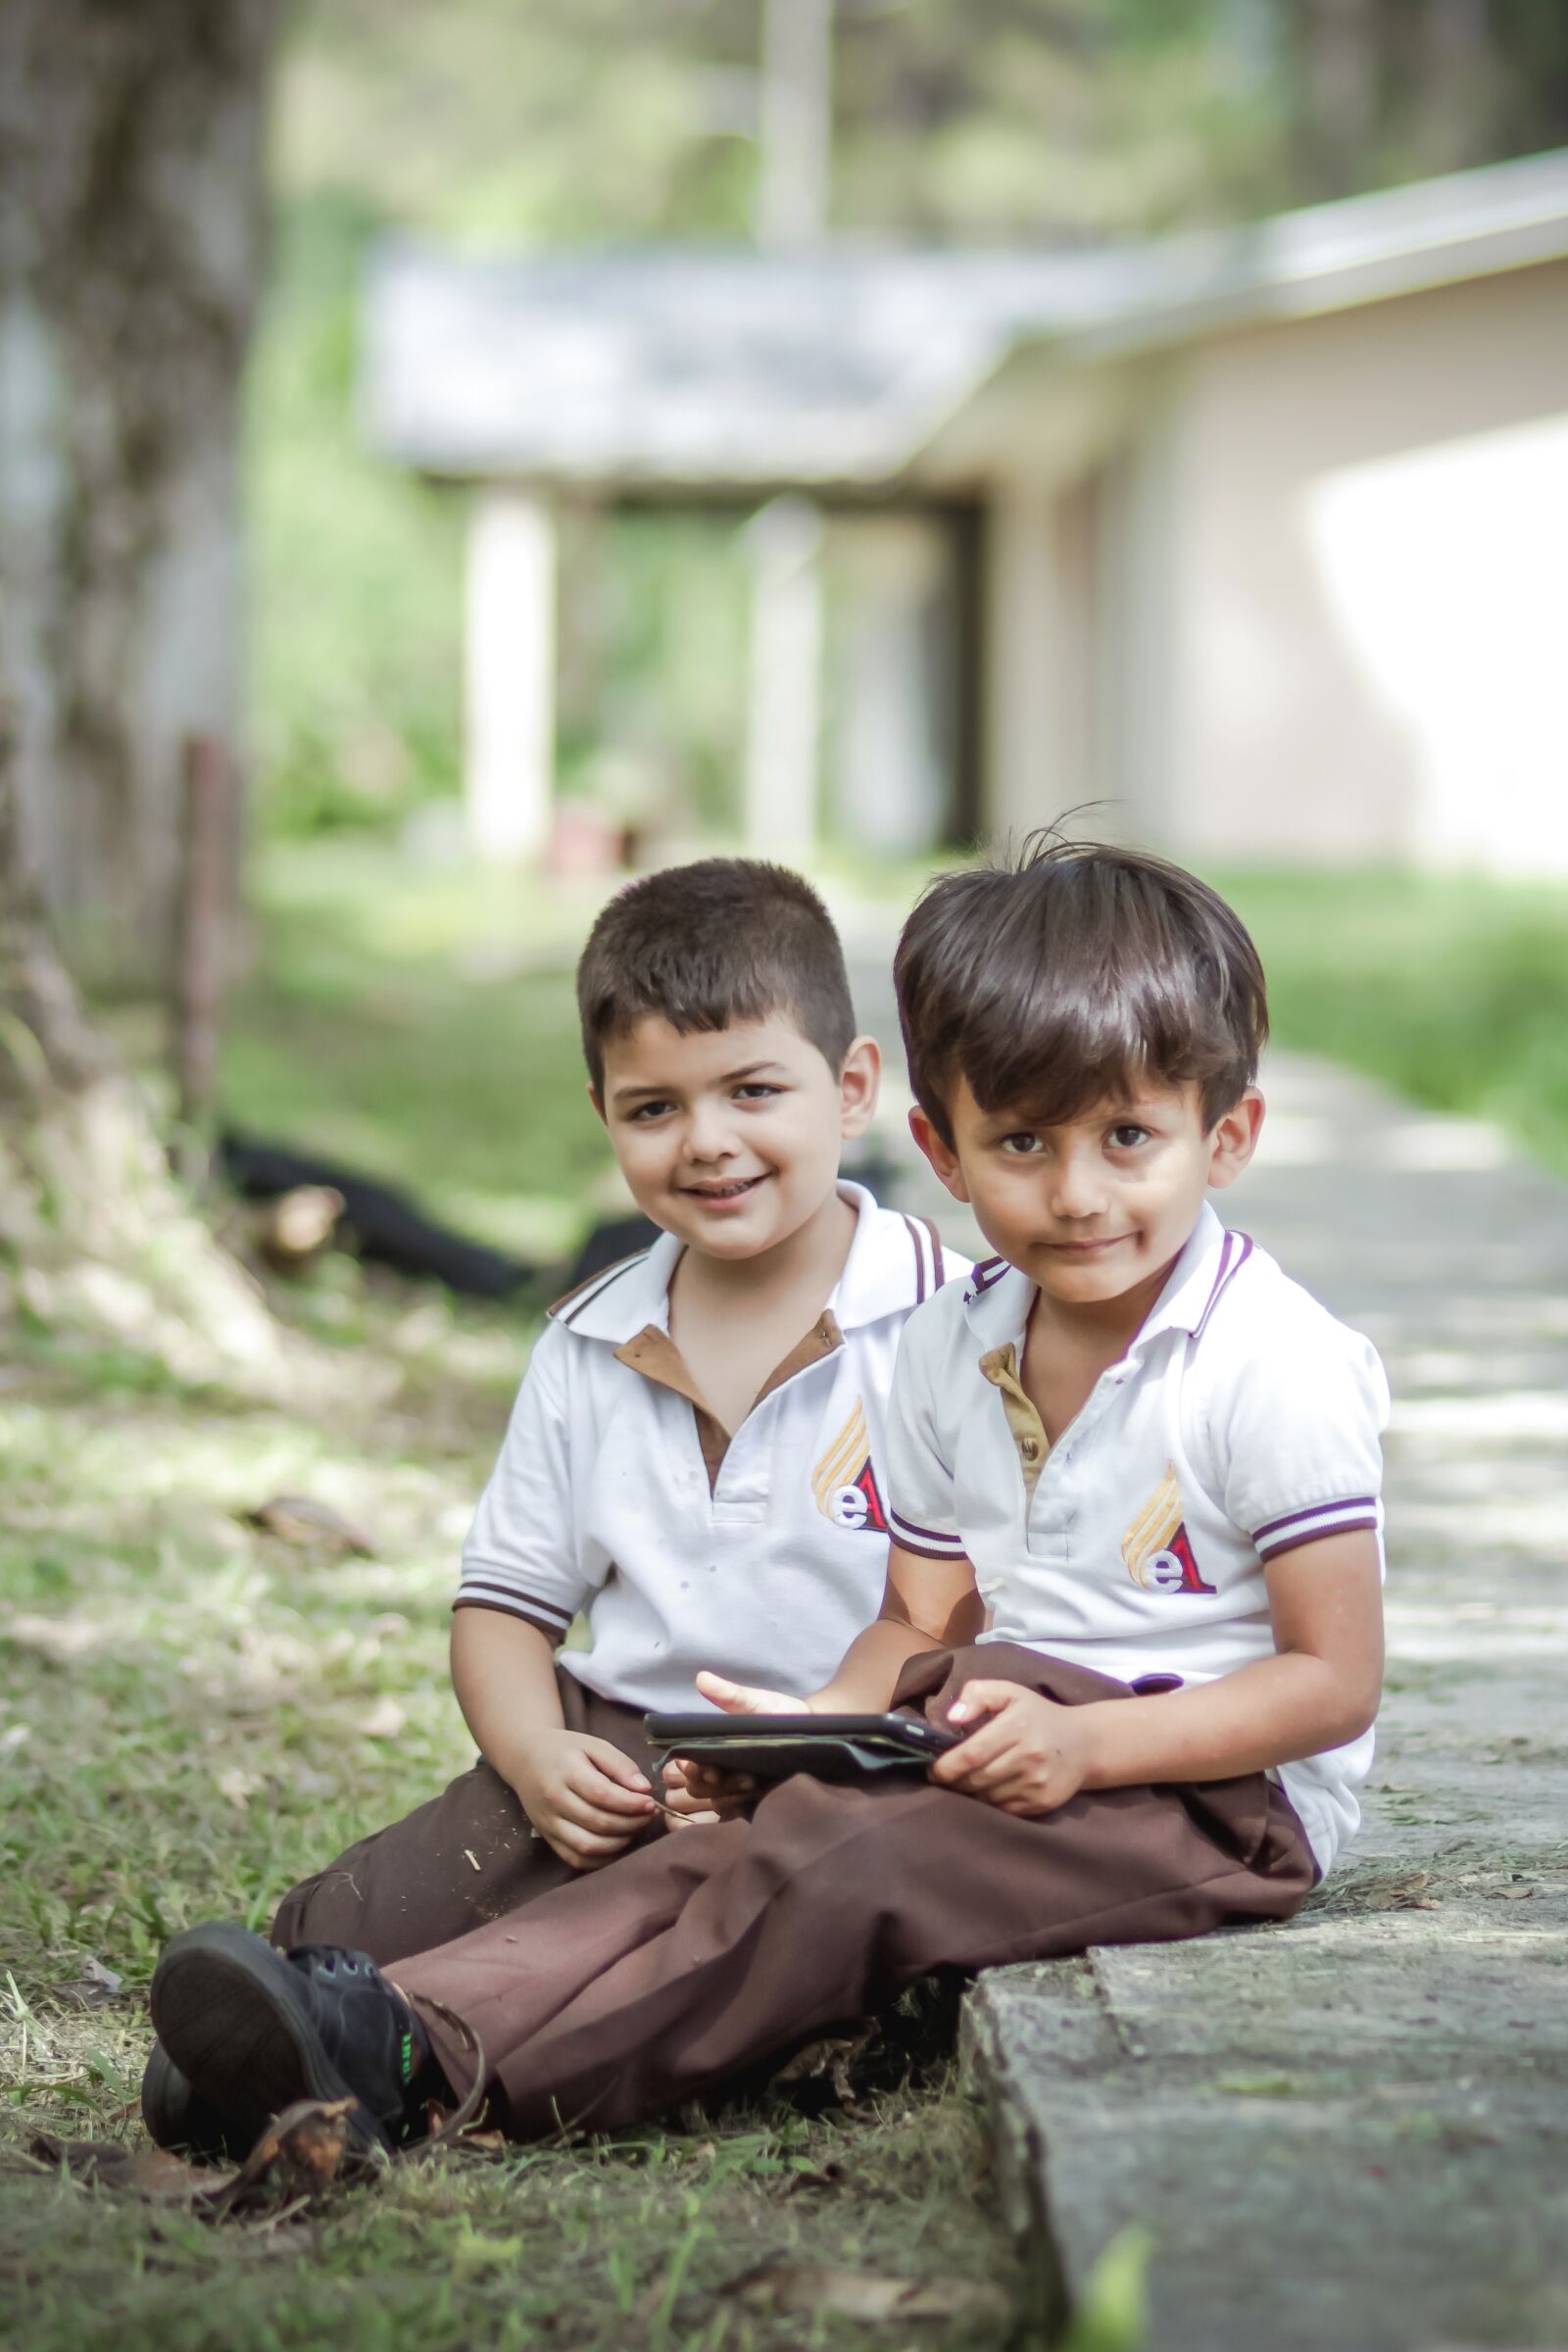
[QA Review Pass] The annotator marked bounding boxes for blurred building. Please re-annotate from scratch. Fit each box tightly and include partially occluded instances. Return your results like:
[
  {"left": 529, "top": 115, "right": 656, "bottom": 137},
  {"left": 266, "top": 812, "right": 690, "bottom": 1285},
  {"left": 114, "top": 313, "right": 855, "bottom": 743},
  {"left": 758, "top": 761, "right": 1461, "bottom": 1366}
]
[{"left": 363, "top": 145, "right": 1568, "bottom": 872}]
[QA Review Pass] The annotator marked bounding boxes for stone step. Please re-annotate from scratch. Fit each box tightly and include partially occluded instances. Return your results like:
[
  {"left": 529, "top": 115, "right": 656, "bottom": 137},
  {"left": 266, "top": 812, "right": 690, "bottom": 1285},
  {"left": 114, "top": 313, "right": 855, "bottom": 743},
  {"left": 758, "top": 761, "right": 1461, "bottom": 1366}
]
[{"left": 963, "top": 1880, "right": 1568, "bottom": 2352}]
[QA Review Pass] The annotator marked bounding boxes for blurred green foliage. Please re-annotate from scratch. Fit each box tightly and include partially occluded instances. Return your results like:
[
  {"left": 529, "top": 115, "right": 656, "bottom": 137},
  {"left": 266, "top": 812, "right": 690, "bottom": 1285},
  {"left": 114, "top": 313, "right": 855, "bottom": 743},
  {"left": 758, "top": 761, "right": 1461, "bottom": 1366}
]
[
  {"left": 1223, "top": 869, "right": 1568, "bottom": 1177},
  {"left": 249, "top": 193, "right": 466, "bottom": 838}
]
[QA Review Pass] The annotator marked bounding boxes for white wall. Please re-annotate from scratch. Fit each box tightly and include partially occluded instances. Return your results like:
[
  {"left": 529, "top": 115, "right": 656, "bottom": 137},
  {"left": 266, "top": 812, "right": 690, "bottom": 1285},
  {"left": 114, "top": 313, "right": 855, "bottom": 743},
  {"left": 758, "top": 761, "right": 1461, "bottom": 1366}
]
[{"left": 1150, "top": 259, "right": 1568, "bottom": 870}]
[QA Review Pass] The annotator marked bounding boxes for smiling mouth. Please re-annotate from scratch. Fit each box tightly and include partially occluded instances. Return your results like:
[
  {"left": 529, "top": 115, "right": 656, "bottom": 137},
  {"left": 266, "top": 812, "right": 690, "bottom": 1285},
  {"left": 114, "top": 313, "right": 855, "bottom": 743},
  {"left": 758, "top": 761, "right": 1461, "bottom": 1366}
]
[
  {"left": 1044, "top": 1235, "right": 1131, "bottom": 1254},
  {"left": 682, "top": 1174, "right": 769, "bottom": 1202}
]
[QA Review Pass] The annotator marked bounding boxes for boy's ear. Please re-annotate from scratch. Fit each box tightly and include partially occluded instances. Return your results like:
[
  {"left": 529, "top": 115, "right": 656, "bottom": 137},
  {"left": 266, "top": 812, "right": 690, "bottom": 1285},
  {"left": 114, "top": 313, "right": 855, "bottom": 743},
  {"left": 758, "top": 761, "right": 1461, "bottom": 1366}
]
[
  {"left": 907, "top": 1104, "right": 971, "bottom": 1204},
  {"left": 837, "top": 1035, "right": 881, "bottom": 1139},
  {"left": 587, "top": 1080, "right": 608, "bottom": 1128},
  {"left": 1205, "top": 1086, "right": 1264, "bottom": 1192}
]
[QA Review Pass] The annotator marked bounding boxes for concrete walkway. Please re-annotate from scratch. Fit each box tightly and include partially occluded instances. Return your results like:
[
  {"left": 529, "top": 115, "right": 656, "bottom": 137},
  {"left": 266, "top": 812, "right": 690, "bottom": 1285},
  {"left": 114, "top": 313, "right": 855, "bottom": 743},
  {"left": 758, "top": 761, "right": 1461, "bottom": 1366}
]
[{"left": 850, "top": 1006, "right": 1568, "bottom": 2349}]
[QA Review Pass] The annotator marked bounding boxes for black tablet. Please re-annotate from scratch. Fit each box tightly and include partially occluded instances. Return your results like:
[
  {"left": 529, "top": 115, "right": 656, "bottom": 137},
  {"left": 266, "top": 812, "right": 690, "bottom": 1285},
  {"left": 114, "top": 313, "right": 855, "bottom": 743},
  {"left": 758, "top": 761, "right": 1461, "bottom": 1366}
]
[{"left": 645, "top": 1709, "right": 958, "bottom": 1785}]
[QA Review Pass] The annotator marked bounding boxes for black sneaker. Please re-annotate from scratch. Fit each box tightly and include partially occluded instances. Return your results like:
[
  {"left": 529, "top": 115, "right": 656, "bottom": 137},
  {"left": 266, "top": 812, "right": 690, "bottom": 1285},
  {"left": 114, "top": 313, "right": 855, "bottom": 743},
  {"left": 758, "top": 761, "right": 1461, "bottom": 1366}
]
[
  {"left": 141, "top": 2037, "right": 256, "bottom": 2163},
  {"left": 150, "top": 1921, "right": 436, "bottom": 2159}
]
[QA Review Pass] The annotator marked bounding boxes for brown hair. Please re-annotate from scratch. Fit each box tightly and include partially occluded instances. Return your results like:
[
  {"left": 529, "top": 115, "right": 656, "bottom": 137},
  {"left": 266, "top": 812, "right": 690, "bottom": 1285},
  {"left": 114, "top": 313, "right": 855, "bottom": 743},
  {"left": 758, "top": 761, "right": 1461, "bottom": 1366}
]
[
  {"left": 894, "top": 836, "right": 1268, "bottom": 1148},
  {"left": 577, "top": 858, "right": 857, "bottom": 1094}
]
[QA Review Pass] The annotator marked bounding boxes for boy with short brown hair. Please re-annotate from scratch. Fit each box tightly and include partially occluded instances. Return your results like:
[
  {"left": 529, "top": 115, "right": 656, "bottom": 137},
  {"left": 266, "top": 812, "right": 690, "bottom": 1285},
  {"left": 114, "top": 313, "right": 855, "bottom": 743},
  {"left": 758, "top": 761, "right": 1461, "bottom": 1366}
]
[{"left": 142, "top": 856, "right": 962, "bottom": 2154}]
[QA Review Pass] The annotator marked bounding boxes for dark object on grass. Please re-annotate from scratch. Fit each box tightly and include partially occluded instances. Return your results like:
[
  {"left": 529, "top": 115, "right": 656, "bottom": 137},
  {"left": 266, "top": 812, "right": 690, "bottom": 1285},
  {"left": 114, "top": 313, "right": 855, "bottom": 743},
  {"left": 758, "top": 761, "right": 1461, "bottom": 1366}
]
[
  {"left": 217, "top": 1129, "right": 534, "bottom": 1298},
  {"left": 560, "top": 1211, "right": 660, "bottom": 1291},
  {"left": 215, "top": 1128, "right": 901, "bottom": 1303}
]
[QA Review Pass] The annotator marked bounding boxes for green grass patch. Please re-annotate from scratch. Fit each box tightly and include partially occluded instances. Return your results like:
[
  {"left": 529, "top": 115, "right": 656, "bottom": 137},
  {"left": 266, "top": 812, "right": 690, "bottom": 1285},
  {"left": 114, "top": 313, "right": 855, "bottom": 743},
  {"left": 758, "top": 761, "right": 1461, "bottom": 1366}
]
[
  {"left": 0, "top": 1274, "right": 1021, "bottom": 2348},
  {"left": 1221, "top": 868, "right": 1568, "bottom": 1176}
]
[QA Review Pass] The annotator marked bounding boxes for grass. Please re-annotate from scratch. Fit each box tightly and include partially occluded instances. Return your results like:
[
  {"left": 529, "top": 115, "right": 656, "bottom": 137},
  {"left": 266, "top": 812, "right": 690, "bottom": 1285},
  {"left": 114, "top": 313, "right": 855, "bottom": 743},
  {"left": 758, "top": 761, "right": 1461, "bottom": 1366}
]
[
  {"left": 1219, "top": 867, "right": 1568, "bottom": 1178},
  {"left": 0, "top": 1276, "right": 1024, "bottom": 2349}
]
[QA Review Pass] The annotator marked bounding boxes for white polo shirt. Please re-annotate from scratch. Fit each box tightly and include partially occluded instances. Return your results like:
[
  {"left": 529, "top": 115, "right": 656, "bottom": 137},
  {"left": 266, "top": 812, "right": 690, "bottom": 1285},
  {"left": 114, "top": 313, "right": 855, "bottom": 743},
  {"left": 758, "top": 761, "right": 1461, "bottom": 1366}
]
[
  {"left": 457, "top": 1184, "right": 969, "bottom": 1713},
  {"left": 884, "top": 1201, "right": 1389, "bottom": 1877}
]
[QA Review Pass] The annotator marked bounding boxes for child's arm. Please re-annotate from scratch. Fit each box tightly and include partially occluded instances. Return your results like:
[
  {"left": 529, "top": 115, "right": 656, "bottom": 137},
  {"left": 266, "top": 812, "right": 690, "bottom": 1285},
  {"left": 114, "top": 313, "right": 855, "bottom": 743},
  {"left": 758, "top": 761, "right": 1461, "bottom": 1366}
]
[
  {"left": 451, "top": 1610, "right": 656, "bottom": 1867},
  {"left": 933, "top": 1529, "right": 1383, "bottom": 1813}
]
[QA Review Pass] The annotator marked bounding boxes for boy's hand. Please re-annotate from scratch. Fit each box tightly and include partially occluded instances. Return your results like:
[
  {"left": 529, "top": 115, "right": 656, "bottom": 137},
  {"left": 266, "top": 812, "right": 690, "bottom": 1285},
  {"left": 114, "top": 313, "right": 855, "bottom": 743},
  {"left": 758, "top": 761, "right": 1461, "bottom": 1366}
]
[
  {"left": 660, "top": 1753, "right": 745, "bottom": 1823},
  {"left": 509, "top": 1730, "right": 659, "bottom": 1870},
  {"left": 660, "top": 1668, "right": 809, "bottom": 1825},
  {"left": 930, "top": 1683, "right": 1101, "bottom": 1815}
]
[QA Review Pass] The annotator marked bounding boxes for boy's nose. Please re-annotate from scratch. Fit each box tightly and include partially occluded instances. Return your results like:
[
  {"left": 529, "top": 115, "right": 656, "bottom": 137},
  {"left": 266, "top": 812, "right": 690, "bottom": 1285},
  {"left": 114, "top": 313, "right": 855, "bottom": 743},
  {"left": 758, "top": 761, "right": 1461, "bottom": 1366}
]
[
  {"left": 1046, "top": 1153, "right": 1105, "bottom": 1219},
  {"left": 683, "top": 1103, "right": 738, "bottom": 1163}
]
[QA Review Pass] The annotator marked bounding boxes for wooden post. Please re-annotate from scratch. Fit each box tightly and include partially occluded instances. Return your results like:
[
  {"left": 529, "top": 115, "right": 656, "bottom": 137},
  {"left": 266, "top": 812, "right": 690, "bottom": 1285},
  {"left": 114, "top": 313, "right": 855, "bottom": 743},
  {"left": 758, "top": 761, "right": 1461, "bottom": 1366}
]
[{"left": 173, "top": 732, "right": 228, "bottom": 1181}]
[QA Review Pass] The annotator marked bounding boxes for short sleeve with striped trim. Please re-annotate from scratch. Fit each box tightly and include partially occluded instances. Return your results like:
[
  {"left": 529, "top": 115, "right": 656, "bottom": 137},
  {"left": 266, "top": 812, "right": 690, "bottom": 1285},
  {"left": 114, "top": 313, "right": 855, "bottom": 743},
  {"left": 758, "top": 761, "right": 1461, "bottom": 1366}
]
[
  {"left": 456, "top": 1317, "right": 598, "bottom": 1642},
  {"left": 883, "top": 1299, "right": 968, "bottom": 1565},
  {"left": 1194, "top": 1273, "right": 1389, "bottom": 1564}
]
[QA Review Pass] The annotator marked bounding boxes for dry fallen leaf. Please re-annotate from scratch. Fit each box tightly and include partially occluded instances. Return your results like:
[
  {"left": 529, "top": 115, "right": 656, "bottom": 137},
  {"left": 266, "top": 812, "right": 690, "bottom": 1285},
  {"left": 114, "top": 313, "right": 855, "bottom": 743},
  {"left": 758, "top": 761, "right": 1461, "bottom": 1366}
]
[
  {"left": 768, "top": 2020, "right": 879, "bottom": 2115},
  {"left": 733, "top": 2262, "right": 1010, "bottom": 2324},
  {"left": 23, "top": 2096, "right": 375, "bottom": 2221},
  {"left": 213, "top": 2095, "right": 380, "bottom": 2209},
  {"left": 238, "top": 1495, "right": 375, "bottom": 1558},
  {"left": 25, "top": 2133, "right": 238, "bottom": 2204},
  {"left": 1358, "top": 1871, "right": 1437, "bottom": 1912},
  {"left": 49, "top": 1954, "right": 124, "bottom": 2010}
]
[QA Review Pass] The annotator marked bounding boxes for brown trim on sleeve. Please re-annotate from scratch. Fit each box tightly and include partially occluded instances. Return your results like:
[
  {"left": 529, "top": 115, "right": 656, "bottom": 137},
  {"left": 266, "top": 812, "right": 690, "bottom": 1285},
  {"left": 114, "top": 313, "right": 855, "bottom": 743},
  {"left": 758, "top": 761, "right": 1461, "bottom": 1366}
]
[{"left": 452, "top": 1594, "right": 572, "bottom": 1643}]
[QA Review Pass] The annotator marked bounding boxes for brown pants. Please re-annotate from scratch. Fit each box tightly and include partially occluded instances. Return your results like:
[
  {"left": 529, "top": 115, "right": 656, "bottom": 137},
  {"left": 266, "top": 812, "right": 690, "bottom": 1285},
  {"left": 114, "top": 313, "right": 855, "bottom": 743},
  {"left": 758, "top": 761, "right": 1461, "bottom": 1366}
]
[
  {"left": 390, "top": 1645, "right": 1316, "bottom": 2143},
  {"left": 270, "top": 1670, "right": 665, "bottom": 1961}
]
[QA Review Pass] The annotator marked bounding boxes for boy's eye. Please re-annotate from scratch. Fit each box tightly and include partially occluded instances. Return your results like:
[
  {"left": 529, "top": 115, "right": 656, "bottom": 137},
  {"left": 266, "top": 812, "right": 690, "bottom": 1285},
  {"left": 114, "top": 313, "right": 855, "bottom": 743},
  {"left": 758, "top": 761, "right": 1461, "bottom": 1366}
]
[
  {"left": 734, "top": 1083, "right": 782, "bottom": 1102},
  {"left": 628, "top": 1100, "right": 676, "bottom": 1122},
  {"left": 1108, "top": 1123, "right": 1151, "bottom": 1149},
  {"left": 999, "top": 1133, "right": 1044, "bottom": 1156}
]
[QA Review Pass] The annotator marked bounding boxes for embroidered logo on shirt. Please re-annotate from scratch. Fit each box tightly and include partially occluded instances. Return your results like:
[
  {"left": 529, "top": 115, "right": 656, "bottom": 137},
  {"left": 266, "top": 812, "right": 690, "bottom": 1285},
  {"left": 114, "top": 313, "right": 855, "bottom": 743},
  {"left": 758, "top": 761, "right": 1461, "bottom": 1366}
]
[
  {"left": 1122, "top": 1461, "right": 1216, "bottom": 1594},
  {"left": 811, "top": 1397, "right": 890, "bottom": 1533}
]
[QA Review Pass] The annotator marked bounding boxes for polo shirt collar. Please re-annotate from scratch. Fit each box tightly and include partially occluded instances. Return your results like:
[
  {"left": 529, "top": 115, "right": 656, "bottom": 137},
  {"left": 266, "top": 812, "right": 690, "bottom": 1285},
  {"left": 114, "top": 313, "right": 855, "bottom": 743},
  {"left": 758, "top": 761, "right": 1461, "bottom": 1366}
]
[
  {"left": 549, "top": 1232, "right": 682, "bottom": 1343},
  {"left": 829, "top": 1181, "right": 944, "bottom": 1331},
  {"left": 961, "top": 1201, "right": 1248, "bottom": 1356},
  {"left": 1135, "top": 1202, "right": 1252, "bottom": 1348},
  {"left": 551, "top": 1180, "right": 919, "bottom": 1345}
]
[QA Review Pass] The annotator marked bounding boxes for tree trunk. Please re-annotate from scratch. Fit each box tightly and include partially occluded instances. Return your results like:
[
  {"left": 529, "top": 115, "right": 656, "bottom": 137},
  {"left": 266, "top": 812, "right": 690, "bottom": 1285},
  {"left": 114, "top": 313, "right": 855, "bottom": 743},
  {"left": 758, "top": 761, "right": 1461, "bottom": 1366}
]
[
  {"left": 0, "top": 701, "right": 300, "bottom": 1393},
  {"left": 0, "top": 705, "right": 112, "bottom": 1099},
  {"left": 1290, "top": 0, "right": 1382, "bottom": 198},
  {"left": 0, "top": 0, "right": 277, "bottom": 992}
]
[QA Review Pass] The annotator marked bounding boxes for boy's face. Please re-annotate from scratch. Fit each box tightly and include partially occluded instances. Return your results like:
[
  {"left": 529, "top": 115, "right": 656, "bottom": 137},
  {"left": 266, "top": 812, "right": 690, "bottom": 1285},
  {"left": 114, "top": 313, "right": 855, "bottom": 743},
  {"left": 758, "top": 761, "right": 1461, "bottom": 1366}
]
[
  {"left": 912, "top": 1077, "right": 1262, "bottom": 1312},
  {"left": 593, "top": 1012, "right": 879, "bottom": 1264}
]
